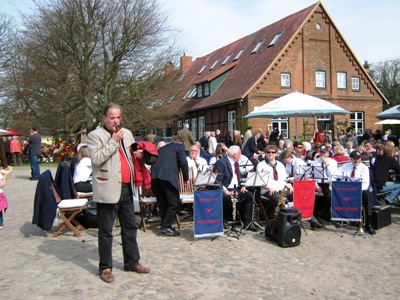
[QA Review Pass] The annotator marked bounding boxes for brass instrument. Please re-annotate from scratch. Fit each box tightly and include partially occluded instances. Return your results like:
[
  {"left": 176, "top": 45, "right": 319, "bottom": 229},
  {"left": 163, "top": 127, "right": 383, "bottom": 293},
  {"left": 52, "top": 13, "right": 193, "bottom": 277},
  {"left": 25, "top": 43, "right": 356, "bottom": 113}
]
[{"left": 273, "top": 187, "right": 287, "bottom": 219}]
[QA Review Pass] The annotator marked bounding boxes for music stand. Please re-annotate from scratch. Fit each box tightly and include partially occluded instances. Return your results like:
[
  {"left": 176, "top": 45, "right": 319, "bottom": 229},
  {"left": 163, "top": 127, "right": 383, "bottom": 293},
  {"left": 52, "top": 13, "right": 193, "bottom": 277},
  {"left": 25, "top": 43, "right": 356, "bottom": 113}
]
[
  {"left": 298, "top": 165, "right": 326, "bottom": 182},
  {"left": 192, "top": 171, "right": 223, "bottom": 242},
  {"left": 241, "top": 171, "right": 270, "bottom": 234},
  {"left": 331, "top": 175, "right": 364, "bottom": 237}
]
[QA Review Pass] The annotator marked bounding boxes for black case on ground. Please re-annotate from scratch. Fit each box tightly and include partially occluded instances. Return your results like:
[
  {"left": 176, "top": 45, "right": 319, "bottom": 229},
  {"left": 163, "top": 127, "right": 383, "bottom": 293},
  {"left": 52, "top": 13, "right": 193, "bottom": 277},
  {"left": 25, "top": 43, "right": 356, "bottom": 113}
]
[{"left": 372, "top": 205, "right": 391, "bottom": 230}]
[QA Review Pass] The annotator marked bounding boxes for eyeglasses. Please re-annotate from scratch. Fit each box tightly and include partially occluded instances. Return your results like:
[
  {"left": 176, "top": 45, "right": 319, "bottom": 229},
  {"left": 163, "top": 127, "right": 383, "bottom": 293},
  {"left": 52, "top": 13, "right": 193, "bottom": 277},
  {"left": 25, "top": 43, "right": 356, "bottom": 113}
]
[
  {"left": 190, "top": 150, "right": 199, "bottom": 152},
  {"left": 266, "top": 151, "right": 276, "bottom": 154}
]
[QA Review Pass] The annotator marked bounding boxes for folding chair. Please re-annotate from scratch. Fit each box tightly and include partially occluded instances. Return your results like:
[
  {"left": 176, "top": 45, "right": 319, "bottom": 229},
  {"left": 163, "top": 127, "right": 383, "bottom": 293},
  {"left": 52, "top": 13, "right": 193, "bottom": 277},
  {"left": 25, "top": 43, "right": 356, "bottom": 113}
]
[
  {"left": 176, "top": 168, "right": 195, "bottom": 228},
  {"left": 52, "top": 184, "right": 89, "bottom": 237},
  {"left": 137, "top": 186, "right": 158, "bottom": 232},
  {"left": 293, "top": 180, "right": 316, "bottom": 235}
]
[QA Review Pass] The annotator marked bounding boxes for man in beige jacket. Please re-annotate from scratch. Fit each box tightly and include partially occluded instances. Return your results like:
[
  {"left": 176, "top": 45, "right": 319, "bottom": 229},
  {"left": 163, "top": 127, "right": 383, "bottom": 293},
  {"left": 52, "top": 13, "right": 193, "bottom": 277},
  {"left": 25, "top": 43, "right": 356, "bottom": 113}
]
[{"left": 88, "top": 103, "right": 150, "bottom": 283}]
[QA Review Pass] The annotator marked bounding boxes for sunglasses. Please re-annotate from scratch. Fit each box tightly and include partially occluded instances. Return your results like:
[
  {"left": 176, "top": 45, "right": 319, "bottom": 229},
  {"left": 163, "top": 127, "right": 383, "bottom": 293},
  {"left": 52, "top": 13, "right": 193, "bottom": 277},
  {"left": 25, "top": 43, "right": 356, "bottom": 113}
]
[{"left": 266, "top": 151, "right": 276, "bottom": 154}]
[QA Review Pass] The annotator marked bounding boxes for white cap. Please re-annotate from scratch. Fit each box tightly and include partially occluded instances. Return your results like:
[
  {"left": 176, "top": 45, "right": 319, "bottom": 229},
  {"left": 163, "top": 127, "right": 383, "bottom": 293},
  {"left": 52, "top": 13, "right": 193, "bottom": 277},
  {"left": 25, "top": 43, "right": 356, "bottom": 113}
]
[{"left": 77, "top": 143, "right": 87, "bottom": 152}]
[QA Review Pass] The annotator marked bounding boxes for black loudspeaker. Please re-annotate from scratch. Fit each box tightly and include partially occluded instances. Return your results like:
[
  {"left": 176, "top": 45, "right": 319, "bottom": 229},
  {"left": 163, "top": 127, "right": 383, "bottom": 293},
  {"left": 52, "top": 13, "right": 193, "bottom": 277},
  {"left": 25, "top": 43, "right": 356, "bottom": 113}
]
[{"left": 277, "top": 208, "right": 301, "bottom": 248}]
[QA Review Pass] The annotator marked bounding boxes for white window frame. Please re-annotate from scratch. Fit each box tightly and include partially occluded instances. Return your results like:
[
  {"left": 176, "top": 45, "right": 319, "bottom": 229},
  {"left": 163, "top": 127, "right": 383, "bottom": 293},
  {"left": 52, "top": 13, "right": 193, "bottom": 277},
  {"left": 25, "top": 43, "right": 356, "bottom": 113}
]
[
  {"left": 350, "top": 112, "right": 364, "bottom": 134},
  {"left": 204, "top": 82, "right": 210, "bottom": 96},
  {"left": 199, "top": 116, "right": 205, "bottom": 138},
  {"left": 233, "top": 48, "right": 246, "bottom": 61},
  {"left": 352, "top": 76, "right": 360, "bottom": 91},
  {"left": 280, "top": 73, "right": 291, "bottom": 87},
  {"left": 272, "top": 118, "right": 288, "bottom": 138},
  {"left": 228, "top": 111, "right": 236, "bottom": 136},
  {"left": 191, "top": 118, "right": 197, "bottom": 140},
  {"left": 177, "top": 120, "right": 182, "bottom": 130},
  {"left": 251, "top": 39, "right": 265, "bottom": 54},
  {"left": 337, "top": 72, "right": 347, "bottom": 89},
  {"left": 197, "top": 85, "right": 203, "bottom": 98},
  {"left": 316, "top": 71, "right": 326, "bottom": 88},
  {"left": 221, "top": 53, "right": 232, "bottom": 66}
]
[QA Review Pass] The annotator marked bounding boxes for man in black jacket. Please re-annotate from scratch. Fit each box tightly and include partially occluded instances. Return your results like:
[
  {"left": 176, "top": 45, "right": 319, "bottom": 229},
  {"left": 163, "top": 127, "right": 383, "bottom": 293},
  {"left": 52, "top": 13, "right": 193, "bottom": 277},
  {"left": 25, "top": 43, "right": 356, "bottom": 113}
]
[
  {"left": 151, "top": 135, "right": 189, "bottom": 236},
  {"left": 371, "top": 145, "right": 400, "bottom": 204}
]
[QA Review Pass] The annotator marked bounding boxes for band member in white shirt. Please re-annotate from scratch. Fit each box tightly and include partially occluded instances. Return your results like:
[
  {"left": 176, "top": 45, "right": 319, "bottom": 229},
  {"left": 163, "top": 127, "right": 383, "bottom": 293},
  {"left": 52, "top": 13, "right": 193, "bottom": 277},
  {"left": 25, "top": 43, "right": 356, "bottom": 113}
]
[
  {"left": 311, "top": 145, "right": 338, "bottom": 224},
  {"left": 256, "top": 145, "right": 286, "bottom": 219},
  {"left": 186, "top": 144, "right": 208, "bottom": 180},
  {"left": 337, "top": 150, "right": 375, "bottom": 235}
]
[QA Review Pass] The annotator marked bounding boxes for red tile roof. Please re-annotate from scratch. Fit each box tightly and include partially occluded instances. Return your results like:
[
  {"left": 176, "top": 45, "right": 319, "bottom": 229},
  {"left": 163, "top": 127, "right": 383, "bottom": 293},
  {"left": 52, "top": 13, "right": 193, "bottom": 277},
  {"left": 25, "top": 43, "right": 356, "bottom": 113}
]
[{"left": 168, "top": 2, "right": 318, "bottom": 112}]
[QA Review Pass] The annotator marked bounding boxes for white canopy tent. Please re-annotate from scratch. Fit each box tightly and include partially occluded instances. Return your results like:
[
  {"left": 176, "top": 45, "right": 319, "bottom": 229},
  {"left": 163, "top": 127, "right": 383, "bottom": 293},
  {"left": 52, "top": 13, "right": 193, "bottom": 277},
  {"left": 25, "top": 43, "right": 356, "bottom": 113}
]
[{"left": 244, "top": 91, "right": 350, "bottom": 137}]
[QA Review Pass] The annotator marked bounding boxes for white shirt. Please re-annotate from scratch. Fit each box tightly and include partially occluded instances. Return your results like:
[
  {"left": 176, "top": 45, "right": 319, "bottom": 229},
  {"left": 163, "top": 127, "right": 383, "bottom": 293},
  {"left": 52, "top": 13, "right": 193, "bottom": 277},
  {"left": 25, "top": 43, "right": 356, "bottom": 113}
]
[
  {"left": 228, "top": 156, "right": 239, "bottom": 189},
  {"left": 257, "top": 159, "right": 286, "bottom": 193},
  {"left": 285, "top": 157, "right": 307, "bottom": 178},
  {"left": 310, "top": 157, "right": 338, "bottom": 183},
  {"left": 186, "top": 156, "right": 208, "bottom": 180},
  {"left": 208, "top": 137, "right": 217, "bottom": 154},
  {"left": 73, "top": 157, "right": 93, "bottom": 183},
  {"left": 337, "top": 162, "right": 370, "bottom": 191}
]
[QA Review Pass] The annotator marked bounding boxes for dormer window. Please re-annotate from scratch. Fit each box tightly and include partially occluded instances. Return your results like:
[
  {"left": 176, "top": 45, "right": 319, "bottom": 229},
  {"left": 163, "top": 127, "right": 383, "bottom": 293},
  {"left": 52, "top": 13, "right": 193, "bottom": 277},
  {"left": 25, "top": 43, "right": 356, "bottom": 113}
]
[
  {"left": 268, "top": 31, "right": 284, "bottom": 47},
  {"left": 251, "top": 39, "right": 265, "bottom": 54},
  {"left": 233, "top": 48, "right": 246, "bottom": 61},
  {"left": 221, "top": 53, "right": 232, "bottom": 66}
]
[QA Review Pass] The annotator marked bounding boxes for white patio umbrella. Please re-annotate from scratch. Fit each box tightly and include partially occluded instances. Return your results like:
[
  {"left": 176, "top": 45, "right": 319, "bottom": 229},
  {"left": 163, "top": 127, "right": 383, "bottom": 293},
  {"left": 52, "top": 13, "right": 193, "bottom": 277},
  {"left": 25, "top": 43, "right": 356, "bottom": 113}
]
[
  {"left": 375, "top": 119, "right": 400, "bottom": 125},
  {"left": 244, "top": 91, "right": 350, "bottom": 136},
  {"left": 374, "top": 105, "right": 400, "bottom": 120},
  {"left": 0, "top": 129, "right": 11, "bottom": 135}
]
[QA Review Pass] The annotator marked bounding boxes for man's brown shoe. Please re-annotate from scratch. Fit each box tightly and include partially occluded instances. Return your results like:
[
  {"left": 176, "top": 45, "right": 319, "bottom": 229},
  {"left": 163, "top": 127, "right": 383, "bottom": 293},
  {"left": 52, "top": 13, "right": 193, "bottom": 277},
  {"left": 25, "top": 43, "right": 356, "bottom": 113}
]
[
  {"left": 100, "top": 268, "right": 114, "bottom": 283},
  {"left": 125, "top": 264, "right": 150, "bottom": 274}
]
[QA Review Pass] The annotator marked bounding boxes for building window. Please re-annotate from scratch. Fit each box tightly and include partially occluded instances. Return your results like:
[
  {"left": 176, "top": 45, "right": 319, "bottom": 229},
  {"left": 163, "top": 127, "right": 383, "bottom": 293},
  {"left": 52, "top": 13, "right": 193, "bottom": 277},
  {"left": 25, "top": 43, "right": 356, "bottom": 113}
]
[
  {"left": 352, "top": 77, "right": 360, "bottom": 91},
  {"left": 197, "top": 85, "right": 203, "bottom": 98},
  {"left": 251, "top": 39, "right": 265, "bottom": 54},
  {"left": 280, "top": 73, "right": 291, "bottom": 88},
  {"left": 272, "top": 118, "right": 288, "bottom": 138},
  {"left": 184, "top": 119, "right": 190, "bottom": 128},
  {"left": 204, "top": 83, "right": 210, "bottom": 96},
  {"left": 221, "top": 53, "right": 232, "bottom": 66},
  {"left": 177, "top": 120, "right": 182, "bottom": 130},
  {"left": 268, "top": 31, "right": 284, "bottom": 47},
  {"left": 191, "top": 118, "right": 197, "bottom": 140},
  {"left": 233, "top": 48, "right": 246, "bottom": 61},
  {"left": 337, "top": 72, "right": 347, "bottom": 89},
  {"left": 228, "top": 111, "right": 236, "bottom": 136},
  {"left": 199, "top": 116, "right": 205, "bottom": 138},
  {"left": 350, "top": 112, "right": 364, "bottom": 134},
  {"left": 315, "top": 71, "right": 326, "bottom": 89}
]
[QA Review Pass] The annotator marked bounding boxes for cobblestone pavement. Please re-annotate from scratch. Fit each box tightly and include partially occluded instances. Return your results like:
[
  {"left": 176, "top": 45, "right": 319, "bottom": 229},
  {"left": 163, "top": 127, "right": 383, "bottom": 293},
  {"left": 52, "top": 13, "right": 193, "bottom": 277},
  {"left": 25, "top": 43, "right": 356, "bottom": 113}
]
[{"left": 1, "top": 165, "right": 399, "bottom": 299}]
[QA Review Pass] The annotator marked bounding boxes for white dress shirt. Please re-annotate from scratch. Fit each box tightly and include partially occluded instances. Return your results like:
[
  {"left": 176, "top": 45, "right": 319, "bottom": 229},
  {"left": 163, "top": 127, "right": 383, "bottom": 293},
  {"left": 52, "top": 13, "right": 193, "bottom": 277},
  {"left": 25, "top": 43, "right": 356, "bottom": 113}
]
[
  {"left": 256, "top": 159, "right": 286, "bottom": 193},
  {"left": 337, "top": 162, "right": 370, "bottom": 190}
]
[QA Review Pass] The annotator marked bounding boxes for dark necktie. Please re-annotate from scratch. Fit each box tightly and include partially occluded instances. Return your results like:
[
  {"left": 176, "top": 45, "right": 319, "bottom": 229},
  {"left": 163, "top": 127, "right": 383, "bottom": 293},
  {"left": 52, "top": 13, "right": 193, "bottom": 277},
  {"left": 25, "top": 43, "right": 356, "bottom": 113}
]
[
  {"left": 234, "top": 163, "right": 240, "bottom": 184},
  {"left": 290, "top": 165, "right": 294, "bottom": 177},
  {"left": 351, "top": 166, "right": 356, "bottom": 178},
  {"left": 321, "top": 163, "right": 325, "bottom": 183},
  {"left": 272, "top": 165, "right": 278, "bottom": 181},
  {"left": 194, "top": 159, "right": 200, "bottom": 172}
]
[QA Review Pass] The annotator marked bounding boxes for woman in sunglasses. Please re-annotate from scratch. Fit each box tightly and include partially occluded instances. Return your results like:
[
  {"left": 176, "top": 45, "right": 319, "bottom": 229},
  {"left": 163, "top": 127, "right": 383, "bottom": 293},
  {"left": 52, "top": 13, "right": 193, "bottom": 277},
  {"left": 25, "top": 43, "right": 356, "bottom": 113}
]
[{"left": 256, "top": 145, "right": 286, "bottom": 219}]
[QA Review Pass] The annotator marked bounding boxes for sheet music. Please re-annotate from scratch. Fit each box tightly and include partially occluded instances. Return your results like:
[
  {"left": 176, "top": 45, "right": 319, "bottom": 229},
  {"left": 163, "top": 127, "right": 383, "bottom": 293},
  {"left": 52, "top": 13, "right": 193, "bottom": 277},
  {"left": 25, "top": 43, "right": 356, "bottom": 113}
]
[
  {"left": 194, "top": 172, "right": 218, "bottom": 186},
  {"left": 245, "top": 171, "right": 270, "bottom": 187}
]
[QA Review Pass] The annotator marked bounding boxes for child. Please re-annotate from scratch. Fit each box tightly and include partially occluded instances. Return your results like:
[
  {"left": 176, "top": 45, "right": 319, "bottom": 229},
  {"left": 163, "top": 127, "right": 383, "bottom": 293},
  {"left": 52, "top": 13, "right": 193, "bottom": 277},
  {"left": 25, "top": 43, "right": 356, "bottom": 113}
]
[{"left": 0, "top": 171, "right": 8, "bottom": 229}]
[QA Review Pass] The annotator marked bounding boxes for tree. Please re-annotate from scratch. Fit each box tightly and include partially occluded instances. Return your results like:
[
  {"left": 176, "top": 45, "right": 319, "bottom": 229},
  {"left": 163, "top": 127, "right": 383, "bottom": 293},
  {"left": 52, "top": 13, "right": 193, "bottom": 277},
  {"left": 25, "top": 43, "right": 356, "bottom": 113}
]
[
  {"left": 2, "top": 0, "right": 181, "bottom": 135},
  {"left": 369, "top": 59, "right": 400, "bottom": 109}
]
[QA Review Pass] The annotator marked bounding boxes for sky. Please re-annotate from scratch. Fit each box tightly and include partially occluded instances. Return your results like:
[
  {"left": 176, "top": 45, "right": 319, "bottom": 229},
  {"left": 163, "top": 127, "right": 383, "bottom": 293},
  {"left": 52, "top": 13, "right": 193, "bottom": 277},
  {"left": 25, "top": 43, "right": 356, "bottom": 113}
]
[{"left": 2, "top": 0, "right": 399, "bottom": 64}]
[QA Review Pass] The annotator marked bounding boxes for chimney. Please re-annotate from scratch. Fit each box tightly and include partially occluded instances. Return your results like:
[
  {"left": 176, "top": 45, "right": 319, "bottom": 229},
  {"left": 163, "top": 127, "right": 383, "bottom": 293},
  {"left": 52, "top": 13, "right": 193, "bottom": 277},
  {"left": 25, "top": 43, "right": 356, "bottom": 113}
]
[
  {"left": 180, "top": 55, "right": 192, "bottom": 73},
  {"left": 165, "top": 62, "right": 174, "bottom": 75}
]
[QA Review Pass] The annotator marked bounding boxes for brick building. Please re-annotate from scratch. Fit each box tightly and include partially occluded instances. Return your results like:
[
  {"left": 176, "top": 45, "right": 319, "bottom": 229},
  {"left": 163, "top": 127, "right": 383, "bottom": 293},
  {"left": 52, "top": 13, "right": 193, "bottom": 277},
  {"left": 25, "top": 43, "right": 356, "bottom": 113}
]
[{"left": 150, "top": 1, "right": 387, "bottom": 141}]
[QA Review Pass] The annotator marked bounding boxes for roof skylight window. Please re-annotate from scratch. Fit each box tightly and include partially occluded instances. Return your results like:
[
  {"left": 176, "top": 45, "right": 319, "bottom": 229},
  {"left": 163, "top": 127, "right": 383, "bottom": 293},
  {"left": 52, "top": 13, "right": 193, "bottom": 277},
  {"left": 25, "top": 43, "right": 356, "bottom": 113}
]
[
  {"left": 268, "top": 31, "right": 284, "bottom": 47},
  {"left": 198, "top": 64, "right": 207, "bottom": 74},
  {"left": 233, "top": 48, "right": 246, "bottom": 61},
  {"left": 210, "top": 58, "right": 220, "bottom": 70},
  {"left": 221, "top": 53, "right": 232, "bottom": 66},
  {"left": 251, "top": 39, "right": 265, "bottom": 54}
]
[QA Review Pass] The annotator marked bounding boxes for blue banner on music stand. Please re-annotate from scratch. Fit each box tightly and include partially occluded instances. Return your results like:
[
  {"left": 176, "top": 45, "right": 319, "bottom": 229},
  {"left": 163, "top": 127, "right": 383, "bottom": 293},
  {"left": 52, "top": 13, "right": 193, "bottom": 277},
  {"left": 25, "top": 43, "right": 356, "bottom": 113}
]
[
  {"left": 331, "top": 180, "right": 362, "bottom": 221},
  {"left": 194, "top": 190, "right": 224, "bottom": 238}
]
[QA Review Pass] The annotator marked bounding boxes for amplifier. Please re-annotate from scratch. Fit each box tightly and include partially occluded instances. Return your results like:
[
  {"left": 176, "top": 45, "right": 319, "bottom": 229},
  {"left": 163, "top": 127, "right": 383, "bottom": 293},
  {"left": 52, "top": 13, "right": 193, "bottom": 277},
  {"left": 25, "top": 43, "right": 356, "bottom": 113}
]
[{"left": 372, "top": 205, "right": 391, "bottom": 230}]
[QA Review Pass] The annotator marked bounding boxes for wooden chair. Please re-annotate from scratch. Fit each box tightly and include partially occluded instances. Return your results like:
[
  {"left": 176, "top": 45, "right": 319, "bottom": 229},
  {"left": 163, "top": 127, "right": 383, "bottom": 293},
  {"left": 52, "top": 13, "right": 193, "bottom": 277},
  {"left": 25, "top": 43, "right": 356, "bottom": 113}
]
[
  {"left": 176, "top": 168, "right": 195, "bottom": 228},
  {"left": 137, "top": 186, "right": 158, "bottom": 232},
  {"left": 52, "top": 181, "right": 89, "bottom": 237}
]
